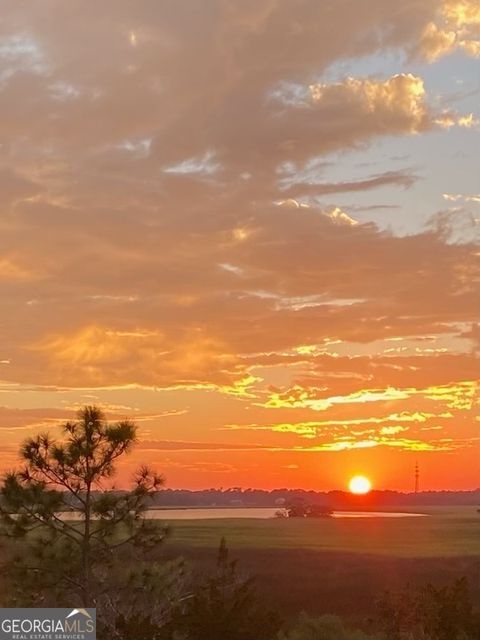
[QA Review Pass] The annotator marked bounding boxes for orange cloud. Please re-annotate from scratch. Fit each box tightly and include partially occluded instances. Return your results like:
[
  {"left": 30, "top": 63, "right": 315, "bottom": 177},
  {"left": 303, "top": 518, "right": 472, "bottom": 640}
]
[
  {"left": 416, "top": 0, "right": 480, "bottom": 60},
  {"left": 0, "top": 257, "right": 37, "bottom": 282},
  {"left": 310, "top": 75, "right": 429, "bottom": 134}
]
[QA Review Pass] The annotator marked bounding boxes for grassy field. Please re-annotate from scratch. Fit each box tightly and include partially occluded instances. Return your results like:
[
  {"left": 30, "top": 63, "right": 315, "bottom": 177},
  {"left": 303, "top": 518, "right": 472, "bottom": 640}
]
[
  {"left": 165, "top": 507, "right": 480, "bottom": 557},
  {"left": 1, "top": 506, "right": 478, "bottom": 623},
  {"left": 158, "top": 507, "right": 480, "bottom": 621}
]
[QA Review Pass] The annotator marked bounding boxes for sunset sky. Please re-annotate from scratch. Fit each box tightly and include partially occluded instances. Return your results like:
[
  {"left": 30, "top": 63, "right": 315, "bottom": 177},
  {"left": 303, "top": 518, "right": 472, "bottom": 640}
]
[{"left": 0, "top": 1, "right": 479, "bottom": 491}]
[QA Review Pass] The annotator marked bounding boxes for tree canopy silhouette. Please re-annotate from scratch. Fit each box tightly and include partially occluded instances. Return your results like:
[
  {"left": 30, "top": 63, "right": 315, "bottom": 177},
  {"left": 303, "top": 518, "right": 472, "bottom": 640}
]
[{"left": 0, "top": 406, "right": 182, "bottom": 628}]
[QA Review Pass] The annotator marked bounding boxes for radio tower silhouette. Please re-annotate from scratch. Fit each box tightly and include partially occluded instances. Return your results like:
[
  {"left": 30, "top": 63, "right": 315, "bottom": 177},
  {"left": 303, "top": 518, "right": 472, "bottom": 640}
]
[{"left": 414, "top": 461, "right": 420, "bottom": 493}]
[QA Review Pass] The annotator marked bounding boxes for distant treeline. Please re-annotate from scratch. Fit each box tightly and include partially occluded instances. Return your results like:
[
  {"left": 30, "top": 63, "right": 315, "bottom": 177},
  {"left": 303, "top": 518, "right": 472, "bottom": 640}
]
[
  {"left": 8, "top": 487, "right": 478, "bottom": 511},
  {"left": 147, "top": 488, "right": 480, "bottom": 508}
]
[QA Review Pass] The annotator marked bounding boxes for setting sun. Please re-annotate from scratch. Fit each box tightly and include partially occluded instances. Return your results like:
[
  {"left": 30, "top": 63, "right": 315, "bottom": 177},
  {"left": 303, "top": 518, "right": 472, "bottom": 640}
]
[{"left": 349, "top": 476, "right": 372, "bottom": 495}]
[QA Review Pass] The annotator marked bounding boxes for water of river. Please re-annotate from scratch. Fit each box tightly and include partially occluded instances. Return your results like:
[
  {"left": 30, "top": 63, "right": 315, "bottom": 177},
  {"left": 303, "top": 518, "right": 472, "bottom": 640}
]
[
  {"left": 61, "top": 507, "right": 427, "bottom": 520},
  {"left": 143, "top": 508, "right": 427, "bottom": 520}
]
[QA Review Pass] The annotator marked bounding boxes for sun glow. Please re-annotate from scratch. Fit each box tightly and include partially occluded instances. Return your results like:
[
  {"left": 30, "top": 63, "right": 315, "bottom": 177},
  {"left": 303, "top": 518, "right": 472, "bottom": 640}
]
[{"left": 349, "top": 475, "right": 372, "bottom": 494}]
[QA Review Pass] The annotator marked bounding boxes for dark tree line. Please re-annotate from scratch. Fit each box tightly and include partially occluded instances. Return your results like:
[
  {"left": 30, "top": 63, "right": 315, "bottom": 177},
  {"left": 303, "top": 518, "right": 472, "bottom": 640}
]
[{"left": 144, "top": 488, "right": 480, "bottom": 508}]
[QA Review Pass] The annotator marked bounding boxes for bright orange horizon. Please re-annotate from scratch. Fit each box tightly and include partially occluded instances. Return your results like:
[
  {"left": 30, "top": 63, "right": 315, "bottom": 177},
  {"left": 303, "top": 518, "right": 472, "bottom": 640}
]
[{"left": 0, "top": 1, "right": 479, "bottom": 492}]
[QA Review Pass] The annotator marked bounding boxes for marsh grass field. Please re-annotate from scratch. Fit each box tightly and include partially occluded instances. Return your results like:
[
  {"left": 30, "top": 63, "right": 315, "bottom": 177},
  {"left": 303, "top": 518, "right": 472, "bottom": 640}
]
[
  {"left": 159, "top": 506, "right": 480, "bottom": 621},
  {"left": 164, "top": 506, "right": 480, "bottom": 557},
  {"left": 3, "top": 505, "right": 478, "bottom": 623}
]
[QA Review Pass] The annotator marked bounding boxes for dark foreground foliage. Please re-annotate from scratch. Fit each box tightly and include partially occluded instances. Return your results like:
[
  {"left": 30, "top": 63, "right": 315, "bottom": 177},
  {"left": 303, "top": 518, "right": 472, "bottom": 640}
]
[
  {"left": 169, "top": 538, "right": 280, "bottom": 640},
  {"left": 279, "top": 613, "right": 378, "bottom": 640},
  {"left": 279, "top": 578, "right": 480, "bottom": 640},
  {"left": 376, "top": 577, "right": 480, "bottom": 640},
  {"left": 106, "top": 573, "right": 480, "bottom": 640},
  {"left": 109, "top": 538, "right": 281, "bottom": 640}
]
